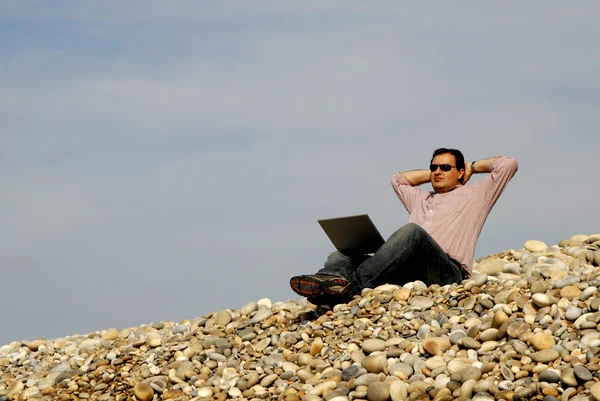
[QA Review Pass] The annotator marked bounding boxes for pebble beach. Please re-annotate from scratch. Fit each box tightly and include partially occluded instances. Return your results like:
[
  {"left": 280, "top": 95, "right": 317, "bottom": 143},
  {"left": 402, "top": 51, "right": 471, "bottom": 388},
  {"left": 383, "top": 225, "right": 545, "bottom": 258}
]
[{"left": 2, "top": 234, "right": 600, "bottom": 401}]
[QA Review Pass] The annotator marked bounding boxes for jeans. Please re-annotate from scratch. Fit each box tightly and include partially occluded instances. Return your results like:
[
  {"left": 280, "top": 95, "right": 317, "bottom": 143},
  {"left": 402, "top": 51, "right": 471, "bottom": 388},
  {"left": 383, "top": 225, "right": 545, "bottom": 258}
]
[{"left": 317, "top": 223, "right": 464, "bottom": 295}]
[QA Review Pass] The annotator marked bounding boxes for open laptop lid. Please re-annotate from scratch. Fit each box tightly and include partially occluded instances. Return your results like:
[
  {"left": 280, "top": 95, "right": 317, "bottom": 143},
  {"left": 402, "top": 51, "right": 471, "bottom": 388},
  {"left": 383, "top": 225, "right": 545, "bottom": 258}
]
[{"left": 318, "top": 214, "right": 385, "bottom": 254}]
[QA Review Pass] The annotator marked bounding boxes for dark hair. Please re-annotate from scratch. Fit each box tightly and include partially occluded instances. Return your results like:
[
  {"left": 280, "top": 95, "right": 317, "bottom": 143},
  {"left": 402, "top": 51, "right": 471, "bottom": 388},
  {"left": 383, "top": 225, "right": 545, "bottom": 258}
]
[{"left": 431, "top": 148, "right": 466, "bottom": 183}]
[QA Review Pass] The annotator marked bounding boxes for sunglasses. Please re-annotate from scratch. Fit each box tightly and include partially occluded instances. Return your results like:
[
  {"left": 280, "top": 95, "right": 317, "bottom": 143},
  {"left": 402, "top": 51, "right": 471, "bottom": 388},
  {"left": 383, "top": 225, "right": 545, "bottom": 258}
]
[{"left": 429, "top": 164, "right": 456, "bottom": 172}]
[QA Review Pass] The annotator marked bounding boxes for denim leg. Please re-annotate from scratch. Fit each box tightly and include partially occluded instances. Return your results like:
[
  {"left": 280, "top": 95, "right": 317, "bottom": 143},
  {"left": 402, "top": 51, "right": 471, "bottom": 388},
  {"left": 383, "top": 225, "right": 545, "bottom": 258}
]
[
  {"left": 354, "top": 223, "right": 462, "bottom": 290},
  {"left": 317, "top": 251, "right": 371, "bottom": 284}
]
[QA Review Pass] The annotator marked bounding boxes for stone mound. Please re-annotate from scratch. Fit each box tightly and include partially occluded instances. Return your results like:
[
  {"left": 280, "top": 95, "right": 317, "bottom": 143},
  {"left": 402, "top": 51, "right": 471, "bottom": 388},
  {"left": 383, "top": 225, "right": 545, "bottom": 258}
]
[{"left": 1, "top": 234, "right": 600, "bottom": 401}]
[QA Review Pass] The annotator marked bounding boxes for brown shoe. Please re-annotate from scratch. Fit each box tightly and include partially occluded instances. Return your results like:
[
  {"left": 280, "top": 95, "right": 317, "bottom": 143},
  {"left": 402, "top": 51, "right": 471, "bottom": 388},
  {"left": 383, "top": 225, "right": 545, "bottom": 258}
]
[{"left": 290, "top": 274, "right": 351, "bottom": 298}]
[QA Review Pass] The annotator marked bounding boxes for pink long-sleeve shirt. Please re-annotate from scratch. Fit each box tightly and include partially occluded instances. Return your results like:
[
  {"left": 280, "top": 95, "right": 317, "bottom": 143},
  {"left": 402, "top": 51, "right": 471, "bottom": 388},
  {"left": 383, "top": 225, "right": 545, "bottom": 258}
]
[{"left": 391, "top": 156, "right": 518, "bottom": 275}]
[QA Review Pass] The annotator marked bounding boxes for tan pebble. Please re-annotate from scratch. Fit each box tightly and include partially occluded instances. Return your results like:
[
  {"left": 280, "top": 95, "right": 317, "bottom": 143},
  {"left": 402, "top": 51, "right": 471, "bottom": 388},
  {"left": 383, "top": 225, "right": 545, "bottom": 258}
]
[
  {"left": 532, "top": 293, "right": 556, "bottom": 307},
  {"left": 525, "top": 240, "right": 547, "bottom": 253},
  {"left": 507, "top": 321, "right": 530, "bottom": 338},
  {"left": 197, "top": 387, "right": 213, "bottom": 398},
  {"left": 447, "top": 358, "right": 475, "bottom": 375},
  {"left": 531, "top": 334, "right": 556, "bottom": 351},
  {"left": 459, "top": 337, "right": 481, "bottom": 350},
  {"left": 102, "top": 329, "right": 119, "bottom": 341},
  {"left": 422, "top": 337, "right": 451, "bottom": 356},
  {"left": 571, "top": 234, "right": 589, "bottom": 243},
  {"left": 476, "top": 342, "right": 496, "bottom": 356},
  {"left": 395, "top": 288, "right": 411, "bottom": 301},
  {"left": 515, "top": 370, "right": 529, "bottom": 379},
  {"left": 310, "top": 337, "right": 324, "bottom": 356},
  {"left": 492, "top": 310, "right": 509, "bottom": 329},
  {"left": 134, "top": 383, "right": 154, "bottom": 401},
  {"left": 257, "top": 297, "right": 272, "bottom": 308},
  {"left": 367, "top": 381, "right": 391, "bottom": 401},
  {"left": 560, "top": 286, "right": 581, "bottom": 299},
  {"left": 362, "top": 339, "right": 386, "bottom": 354},
  {"left": 479, "top": 328, "right": 499, "bottom": 342},
  {"left": 475, "top": 258, "right": 506, "bottom": 275},
  {"left": 542, "top": 387, "right": 559, "bottom": 397},
  {"left": 254, "top": 338, "right": 271, "bottom": 353},
  {"left": 228, "top": 387, "right": 242, "bottom": 397},
  {"left": 389, "top": 381, "right": 408, "bottom": 401},
  {"left": 308, "top": 380, "right": 337, "bottom": 396},
  {"left": 147, "top": 333, "right": 162, "bottom": 348},
  {"left": 297, "top": 353, "right": 313, "bottom": 366},
  {"left": 374, "top": 284, "right": 400, "bottom": 292},
  {"left": 531, "top": 349, "right": 560, "bottom": 363},
  {"left": 214, "top": 310, "right": 232, "bottom": 326},
  {"left": 362, "top": 354, "right": 388, "bottom": 374},
  {"left": 590, "top": 382, "right": 600, "bottom": 401},
  {"left": 549, "top": 270, "right": 568, "bottom": 281},
  {"left": 7, "top": 381, "right": 25, "bottom": 397},
  {"left": 162, "top": 389, "right": 185, "bottom": 399},
  {"left": 27, "top": 339, "right": 45, "bottom": 351}
]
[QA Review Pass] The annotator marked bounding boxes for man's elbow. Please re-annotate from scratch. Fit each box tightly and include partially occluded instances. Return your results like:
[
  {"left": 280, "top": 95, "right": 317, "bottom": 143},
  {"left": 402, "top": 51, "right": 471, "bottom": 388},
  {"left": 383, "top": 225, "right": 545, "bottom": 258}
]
[
  {"left": 506, "top": 157, "right": 519, "bottom": 173},
  {"left": 495, "top": 155, "right": 519, "bottom": 173},
  {"left": 391, "top": 172, "right": 409, "bottom": 186}
]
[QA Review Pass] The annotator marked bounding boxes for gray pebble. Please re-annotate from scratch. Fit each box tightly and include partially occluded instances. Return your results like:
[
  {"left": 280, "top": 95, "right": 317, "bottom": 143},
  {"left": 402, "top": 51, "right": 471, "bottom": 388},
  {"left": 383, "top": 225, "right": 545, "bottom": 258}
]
[
  {"left": 555, "top": 276, "right": 581, "bottom": 288},
  {"left": 171, "top": 324, "right": 188, "bottom": 334},
  {"left": 539, "top": 370, "right": 561, "bottom": 383},
  {"left": 566, "top": 306, "right": 583, "bottom": 321},
  {"left": 561, "top": 368, "right": 578, "bottom": 387},
  {"left": 451, "top": 366, "right": 482, "bottom": 383},
  {"left": 574, "top": 364, "right": 593, "bottom": 382},
  {"left": 342, "top": 365, "right": 367, "bottom": 381},
  {"left": 472, "top": 392, "right": 494, "bottom": 401}
]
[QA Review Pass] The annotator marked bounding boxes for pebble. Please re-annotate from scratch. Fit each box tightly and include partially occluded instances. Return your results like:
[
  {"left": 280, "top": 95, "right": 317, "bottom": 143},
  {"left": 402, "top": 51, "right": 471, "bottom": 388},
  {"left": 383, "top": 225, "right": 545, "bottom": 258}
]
[
  {"left": 134, "top": 383, "right": 154, "bottom": 401},
  {"left": 562, "top": 368, "right": 579, "bottom": 387},
  {"left": 539, "top": 370, "right": 561, "bottom": 383},
  {"left": 422, "top": 337, "right": 451, "bottom": 356},
  {"left": 574, "top": 364, "right": 593, "bottom": 382},
  {"left": 367, "top": 381, "right": 390, "bottom": 401},
  {"left": 531, "top": 334, "right": 556, "bottom": 350},
  {"left": 362, "top": 339, "right": 386, "bottom": 354},
  {"left": 409, "top": 296, "right": 433, "bottom": 309},
  {"left": 566, "top": 306, "right": 583, "bottom": 321},
  {"left": 214, "top": 310, "right": 232, "bottom": 326},
  {"left": 525, "top": 240, "right": 548, "bottom": 252},
  {"left": 591, "top": 382, "right": 600, "bottom": 401},
  {"left": 532, "top": 349, "right": 560, "bottom": 363},
  {"left": 1, "top": 236, "right": 600, "bottom": 401},
  {"left": 532, "top": 293, "right": 557, "bottom": 307},
  {"left": 389, "top": 381, "right": 407, "bottom": 401}
]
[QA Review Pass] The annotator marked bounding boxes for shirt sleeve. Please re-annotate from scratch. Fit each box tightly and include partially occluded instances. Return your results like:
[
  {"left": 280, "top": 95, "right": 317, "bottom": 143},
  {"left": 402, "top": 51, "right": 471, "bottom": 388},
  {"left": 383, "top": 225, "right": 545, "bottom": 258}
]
[
  {"left": 472, "top": 156, "right": 519, "bottom": 209},
  {"left": 390, "top": 173, "right": 427, "bottom": 214}
]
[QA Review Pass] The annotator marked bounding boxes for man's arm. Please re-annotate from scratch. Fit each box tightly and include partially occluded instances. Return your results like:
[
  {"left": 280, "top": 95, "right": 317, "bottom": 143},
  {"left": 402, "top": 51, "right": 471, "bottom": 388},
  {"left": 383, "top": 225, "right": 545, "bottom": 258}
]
[
  {"left": 391, "top": 172, "right": 429, "bottom": 214},
  {"left": 463, "top": 156, "right": 501, "bottom": 184},
  {"left": 399, "top": 169, "right": 431, "bottom": 186},
  {"left": 467, "top": 155, "right": 519, "bottom": 209}
]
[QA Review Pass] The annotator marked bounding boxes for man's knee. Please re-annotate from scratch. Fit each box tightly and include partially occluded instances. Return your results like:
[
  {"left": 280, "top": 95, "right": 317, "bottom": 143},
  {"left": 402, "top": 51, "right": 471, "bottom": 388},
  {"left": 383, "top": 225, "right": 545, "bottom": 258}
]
[
  {"left": 389, "top": 223, "right": 424, "bottom": 242},
  {"left": 327, "top": 251, "right": 348, "bottom": 261}
]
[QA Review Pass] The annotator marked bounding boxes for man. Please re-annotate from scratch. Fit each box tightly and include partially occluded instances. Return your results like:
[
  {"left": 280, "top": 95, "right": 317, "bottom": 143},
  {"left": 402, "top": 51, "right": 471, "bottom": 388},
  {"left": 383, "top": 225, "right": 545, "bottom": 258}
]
[{"left": 290, "top": 148, "right": 518, "bottom": 307}]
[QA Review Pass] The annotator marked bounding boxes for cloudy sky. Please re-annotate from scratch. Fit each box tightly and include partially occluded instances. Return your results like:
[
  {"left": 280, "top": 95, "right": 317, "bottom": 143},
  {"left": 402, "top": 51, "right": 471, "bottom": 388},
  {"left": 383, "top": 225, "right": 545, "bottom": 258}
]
[{"left": 1, "top": 2, "right": 599, "bottom": 346}]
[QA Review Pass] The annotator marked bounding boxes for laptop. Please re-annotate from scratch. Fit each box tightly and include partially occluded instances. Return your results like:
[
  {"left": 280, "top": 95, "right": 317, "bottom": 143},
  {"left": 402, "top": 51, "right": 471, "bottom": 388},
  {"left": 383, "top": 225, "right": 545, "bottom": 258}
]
[{"left": 318, "top": 214, "right": 385, "bottom": 255}]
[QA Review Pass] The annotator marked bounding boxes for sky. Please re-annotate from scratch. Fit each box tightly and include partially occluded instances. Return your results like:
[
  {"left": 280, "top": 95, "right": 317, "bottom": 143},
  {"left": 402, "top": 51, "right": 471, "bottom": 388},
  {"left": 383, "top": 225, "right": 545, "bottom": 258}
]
[{"left": 1, "top": 2, "right": 599, "bottom": 346}]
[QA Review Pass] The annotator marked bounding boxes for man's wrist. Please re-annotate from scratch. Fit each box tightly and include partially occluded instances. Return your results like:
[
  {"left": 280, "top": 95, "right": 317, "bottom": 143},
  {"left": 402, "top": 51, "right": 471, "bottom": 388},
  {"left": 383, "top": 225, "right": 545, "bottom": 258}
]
[{"left": 471, "top": 160, "right": 478, "bottom": 174}]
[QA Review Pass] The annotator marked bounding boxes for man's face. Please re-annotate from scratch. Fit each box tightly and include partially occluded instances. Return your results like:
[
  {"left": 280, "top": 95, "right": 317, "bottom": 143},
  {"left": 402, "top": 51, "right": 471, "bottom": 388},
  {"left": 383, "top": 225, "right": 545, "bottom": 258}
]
[{"left": 430, "top": 153, "right": 464, "bottom": 193}]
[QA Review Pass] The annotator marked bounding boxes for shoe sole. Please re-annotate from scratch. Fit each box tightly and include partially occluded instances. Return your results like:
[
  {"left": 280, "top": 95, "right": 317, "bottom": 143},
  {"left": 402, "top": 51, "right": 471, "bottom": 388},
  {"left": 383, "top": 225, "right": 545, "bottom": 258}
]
[{"left": 290, "top": 275, "right": 351, "bottom": 297}]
